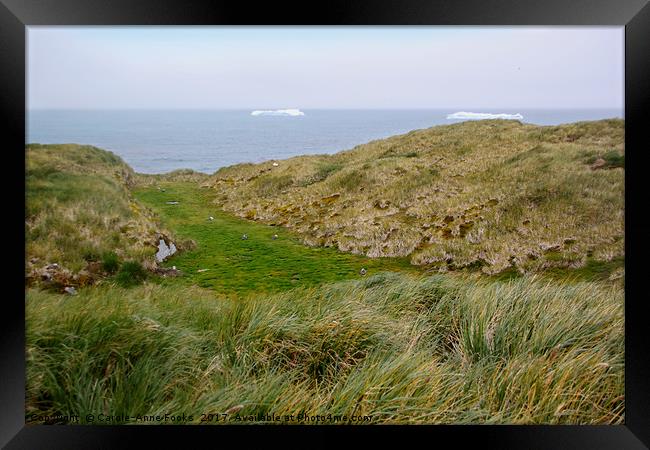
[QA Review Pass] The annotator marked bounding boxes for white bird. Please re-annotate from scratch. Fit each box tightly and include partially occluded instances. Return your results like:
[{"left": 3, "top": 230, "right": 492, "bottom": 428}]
[{"left": 208, "top": 216, "right": 214, "bottom": 221}]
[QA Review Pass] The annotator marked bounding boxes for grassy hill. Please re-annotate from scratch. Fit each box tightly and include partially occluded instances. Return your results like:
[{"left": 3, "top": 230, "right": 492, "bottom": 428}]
[
  {"left": 24, "top": 122, "right": 625, "bottom": 425},
  {"left": 206, "top": 119, "right": 624, "bottom": 276},
  {"left": 25, "top": 144, "right": 188, "bottom": 289}
]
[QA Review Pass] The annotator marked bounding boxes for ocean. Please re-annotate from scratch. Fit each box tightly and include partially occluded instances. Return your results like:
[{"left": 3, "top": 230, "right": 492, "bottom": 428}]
[{"left": 27, "top": 109, "right": 623, "bottom": 174}]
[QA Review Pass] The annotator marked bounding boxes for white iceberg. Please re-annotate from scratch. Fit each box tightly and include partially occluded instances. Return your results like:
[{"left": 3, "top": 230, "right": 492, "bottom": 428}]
[
  {"left": 251, "top": 109, "right": 305, "bottom": 117},
  {"left": 447, "top": 111, "right": 524, "bottom": 120}
]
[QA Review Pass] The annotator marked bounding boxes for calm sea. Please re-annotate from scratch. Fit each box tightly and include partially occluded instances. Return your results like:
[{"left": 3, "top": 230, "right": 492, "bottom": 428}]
[{"left": 27, "top": 109, "right": 623, "bottom": 174}]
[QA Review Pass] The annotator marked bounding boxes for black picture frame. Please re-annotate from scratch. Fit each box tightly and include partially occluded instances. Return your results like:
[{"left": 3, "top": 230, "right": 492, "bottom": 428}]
[{"left": 2, "top": 0, "right": 649, "bottom": 448}]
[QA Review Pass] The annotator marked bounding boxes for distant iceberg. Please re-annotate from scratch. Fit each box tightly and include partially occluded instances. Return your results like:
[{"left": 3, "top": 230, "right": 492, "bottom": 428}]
[
  {"left": 447, "top": 111, "right": 524, "bottom": 120},
  {"left": 251, "top": 109, "right": 305, "bottom": 117}
]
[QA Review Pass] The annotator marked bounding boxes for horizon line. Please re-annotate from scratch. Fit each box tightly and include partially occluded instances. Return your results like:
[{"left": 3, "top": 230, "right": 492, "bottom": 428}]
[{"left": 27, "top": 106, "right": 624, "bottom": 111}]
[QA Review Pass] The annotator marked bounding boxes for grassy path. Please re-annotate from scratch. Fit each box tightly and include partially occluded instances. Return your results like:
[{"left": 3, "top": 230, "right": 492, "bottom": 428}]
[{"left": 134, "top": 182, "right": 422, "bottom": 296}]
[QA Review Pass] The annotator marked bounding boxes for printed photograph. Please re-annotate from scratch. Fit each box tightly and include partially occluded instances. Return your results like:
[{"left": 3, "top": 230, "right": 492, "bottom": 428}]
[{"left": 25, "top": 26, "right": 624, "bottom": 425}]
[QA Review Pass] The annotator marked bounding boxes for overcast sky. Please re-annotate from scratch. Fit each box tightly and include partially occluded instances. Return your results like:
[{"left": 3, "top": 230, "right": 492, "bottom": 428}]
[{"left": 27, "top": 26, "right": 624, "bottom": 110}]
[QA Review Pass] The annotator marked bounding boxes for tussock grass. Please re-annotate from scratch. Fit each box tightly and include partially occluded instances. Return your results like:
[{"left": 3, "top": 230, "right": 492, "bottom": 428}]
[
  {"left": 205, "top": 119, "right": 624, "bottom": 276},
  {"left": 101, "top": 251, "right": 120, "bottom": 274},
  {"left": 115, "top": 261, "right": 148, "bottom": 287},
  {"left": 26, "top": 273, "right": 623, "bottom": 424},
  {"left": 25, "top": 144, "right": 179, "bottom": 287}
]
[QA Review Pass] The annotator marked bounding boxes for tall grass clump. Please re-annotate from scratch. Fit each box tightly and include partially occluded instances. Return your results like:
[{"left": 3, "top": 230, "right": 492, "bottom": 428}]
[
  {"left": 585, "top": 150, "right": 625, "bottom": 169},
  {"left": 101, "top": 252, "right": 120, "bottom": 274},
  {"left": 313, "top": 162, "right": 343, "bottom": 182},
  {"left": 115, "top": 261, "right": 148, "bottom": 287}
]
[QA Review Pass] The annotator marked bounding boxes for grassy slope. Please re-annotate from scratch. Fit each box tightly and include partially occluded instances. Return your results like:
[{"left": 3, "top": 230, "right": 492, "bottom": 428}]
[
  {"left": 26, "top": 273, "right": 623, "bottom": 424},
  {"left": 206, "top": 119, "right": 624, "bottom": 275},
  {"left": 133, "top": 181, "right": 418, "bottom": 296},
  {"left": 25, "top": 128, "right": 625, "bottom": 424},
  {"left": 25, "top": 144, "right": 179, "bottom": 286}
]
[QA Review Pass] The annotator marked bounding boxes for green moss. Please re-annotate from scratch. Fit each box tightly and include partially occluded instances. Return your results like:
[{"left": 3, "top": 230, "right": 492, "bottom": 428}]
[{"left": 134, "top": 182, "right": 419, "bottom": 296}]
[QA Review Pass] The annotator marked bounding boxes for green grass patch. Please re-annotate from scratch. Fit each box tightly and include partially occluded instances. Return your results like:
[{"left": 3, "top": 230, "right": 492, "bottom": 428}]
[
  {"left": 115, "top": 261, "right": 148, "bottom": 287},
  {"left": 544, "top": 256, "right": 625, "bottom": 282},
  {"left": 586, "top": 150, "right": 625, "bottom": 169},
  {"left": 101, "top": 252, "right": 120, "bottom": 274},
  {"left": 298, "top": 162, "right": 343, "bottom": 187},
  {"left": 488, "top": 266, "right": 523, "bottom": 282},
  {"left": 134, "top": 182, "right": 420, "bottom": 297},
  {"left": 314, "top": 162, "right": 343, "bottom": 181},
  {"left": 602, "top": 150, "right": 625, "bottom": 169},
  {"left": 253, "top": 174, "right": 294, "bottom": 197},
  {"left": 334, "top": 170, "right": 370, "bottom": 191}
]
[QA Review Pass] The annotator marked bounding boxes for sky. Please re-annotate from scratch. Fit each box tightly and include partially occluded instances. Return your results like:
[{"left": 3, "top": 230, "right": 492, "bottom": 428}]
[{"left": 27, "top": 26, "right": 624, "bottom": 110}]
